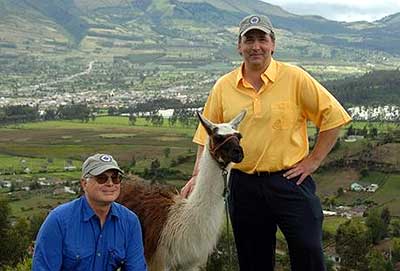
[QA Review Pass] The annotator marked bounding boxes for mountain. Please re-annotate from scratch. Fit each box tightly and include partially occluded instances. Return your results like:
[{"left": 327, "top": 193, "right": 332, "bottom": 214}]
[{"left": 1, "top": 0, "right": 400, "bottom": 66}]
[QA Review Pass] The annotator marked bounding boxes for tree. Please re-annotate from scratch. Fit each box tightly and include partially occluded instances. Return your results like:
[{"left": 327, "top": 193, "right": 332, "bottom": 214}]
[
  {"left": 346, "top": 125, "right": 355, "bottom": 136},
  {"left": 392, "top": 219, "right": 400, "bottom": 237},
  {"left": 381, "top": 207, "right": 391, "bottom": 238},
  {"left": 0, "top": 198, "right": 42, "bottom": 268},
  {"left": 56, "top": 104, "right": 90, "bottom": 122},
  {"left": 370, "top": 127, "right": 378, "bottom": 138},
  {"left": 335, "top": 219, "right": 371, "bottom": 270},
  {"left": 163, "top": 147, "right": 171, "bottom": 158},
  {"left": 146, "top": 159, "right": 162, "bottom": 182},
  {"left": 0, "top": 198, "right": 12, "bottom": 265},
  {"left": 130, "top": 155, "right": 136, "bottom": 167},
  {"left": 366, "top": 249, "right": 391, "bottom": 271},
  {"left": 5, "top": 218, "right": 31, "bottom": 266},
  {"left": 366, "top": 208, "right": 386, "bottom": 244},
  {"left": 324, "top": 255, "right": 335, "bottom": 271},
  {"left": 2, "top": 258, "right": 32, "bottom": 271},
  {"left": 108, "top": 106, "right": 118, "bottom": 116},
  {"left": 0, "top": 197, "right": 11, "bottom": 230},
  {"left": 0, "top": 198, "right": 31, "bottom": 267},
  {"left": 337, "top": 187, "right": 344, "bottom": 197},
  {"left": 129, "top": 113, "right": 136, "bottom": 126},
  {"left": 393, "top": 238, "right": 400, "bottom": 263},
  {"left": 43, "top": 108, "right": 56, "bottom": 120},
  {"left": 29, "top": 181, "right": 41, "bottom": 190},
  {"left": 28, "top": 212, "right": 46, "bottom": 241}
]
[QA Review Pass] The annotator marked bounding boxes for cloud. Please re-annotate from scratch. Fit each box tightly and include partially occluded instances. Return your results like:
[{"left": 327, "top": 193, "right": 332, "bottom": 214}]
[{"left": 263, "top": 0, "right": 400, "bottom": 22}]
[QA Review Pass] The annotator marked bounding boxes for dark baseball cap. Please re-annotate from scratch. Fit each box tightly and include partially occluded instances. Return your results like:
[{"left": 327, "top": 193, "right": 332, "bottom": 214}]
[
  {"left": 82, "top": 153, "right": 123, "bottom": 176},
  {"left": 239, "top": 14, "right": 274, "bottom": 37}
]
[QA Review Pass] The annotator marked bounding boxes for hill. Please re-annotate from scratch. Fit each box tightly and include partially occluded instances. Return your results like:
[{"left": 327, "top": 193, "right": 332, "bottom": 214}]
[
  {"left": 325, "top": 69, "right": 400, "bottom": 106},
  {"left": 1, "top": 0, "right": 400, "bottom": 65}
]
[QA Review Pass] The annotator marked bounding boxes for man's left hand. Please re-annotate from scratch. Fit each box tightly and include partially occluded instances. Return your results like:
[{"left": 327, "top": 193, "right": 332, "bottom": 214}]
[{"left": 283, "top": 156, "right": 321, "bottom": 185}]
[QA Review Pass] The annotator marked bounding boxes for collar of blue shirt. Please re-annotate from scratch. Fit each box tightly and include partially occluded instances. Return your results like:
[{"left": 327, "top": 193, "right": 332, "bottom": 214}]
[{"left": 81, "top": 196, "right": 120, "bottom": 222}]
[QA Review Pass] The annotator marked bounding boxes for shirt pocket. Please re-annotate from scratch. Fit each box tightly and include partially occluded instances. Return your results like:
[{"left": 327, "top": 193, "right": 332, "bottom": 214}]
[
  {"left": 107, "top": 249, "right": 126, "bottom": 271},
  {"left": 62, "top": 247, "right": 93, "bottom": 271},
  {"left": 271, "top": 102, "right": 296, "bottom": 130}
]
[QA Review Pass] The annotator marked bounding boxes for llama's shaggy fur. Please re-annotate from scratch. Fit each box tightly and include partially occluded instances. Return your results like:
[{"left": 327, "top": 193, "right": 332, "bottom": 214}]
[{"left": 117, "top": 111, "right": 246, "bottom": 271}]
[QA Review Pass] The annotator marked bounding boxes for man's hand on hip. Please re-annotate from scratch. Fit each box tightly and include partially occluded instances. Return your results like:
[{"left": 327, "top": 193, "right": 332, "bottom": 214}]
[{"left": 283, "top": 156, "right": 320, "bottom": 185}]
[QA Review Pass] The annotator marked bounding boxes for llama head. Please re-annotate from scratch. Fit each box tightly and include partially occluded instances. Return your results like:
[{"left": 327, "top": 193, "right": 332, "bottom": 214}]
[{"left": 197, "top": 110, "right": 246, "bottom": 165}]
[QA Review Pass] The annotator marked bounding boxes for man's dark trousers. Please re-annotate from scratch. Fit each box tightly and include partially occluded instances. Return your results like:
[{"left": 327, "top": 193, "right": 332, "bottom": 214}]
[{"left": 228, "top": 169, "right": 326, "bottom": 271}]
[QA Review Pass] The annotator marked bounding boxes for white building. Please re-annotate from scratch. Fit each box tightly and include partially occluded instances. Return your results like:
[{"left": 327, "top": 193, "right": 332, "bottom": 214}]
[
  {"left": 367, "top": 184, "right": 379, "bottom": 193},
  {"left": 350, "top": 182, "right": 365, "bottom": 192}
]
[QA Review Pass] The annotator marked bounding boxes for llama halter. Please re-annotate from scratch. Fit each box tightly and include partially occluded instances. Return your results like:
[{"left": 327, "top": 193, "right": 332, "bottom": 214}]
[{"left": 209, "top": 134, "right": 241, "bottom": 168}]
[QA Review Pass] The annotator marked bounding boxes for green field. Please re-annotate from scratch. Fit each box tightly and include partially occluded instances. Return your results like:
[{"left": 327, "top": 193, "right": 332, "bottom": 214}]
[
  {"left": 8, "top": 192, "right": 74, "bottom": 219},
  {"left": 0, "top": 116, "right": 197, "bottom": 173},
  {"left": 0, "top": 116, "right": 199, "bottom": 223},
  {"left": 0, "top": 117, "right": 399, "bottom": 223}
]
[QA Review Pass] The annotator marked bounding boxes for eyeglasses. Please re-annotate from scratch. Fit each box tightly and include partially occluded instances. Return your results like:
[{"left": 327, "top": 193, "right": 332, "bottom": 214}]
[{"left": 86, "top": 173, "right": 123, "bottom": 184}]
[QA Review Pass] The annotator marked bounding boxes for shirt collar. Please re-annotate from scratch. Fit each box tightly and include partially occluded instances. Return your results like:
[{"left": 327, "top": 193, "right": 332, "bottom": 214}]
[
  {"left": 236, "top": 58, "right": 277, "bottom": 88},
  {"left": 81, "top": 195, "right": 120, "bottom": 222}
]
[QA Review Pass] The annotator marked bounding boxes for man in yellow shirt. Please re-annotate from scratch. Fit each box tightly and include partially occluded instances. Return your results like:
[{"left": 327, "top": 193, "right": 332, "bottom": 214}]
[{"left": 182, "top": 14, "right": 351, "bottom": 271}]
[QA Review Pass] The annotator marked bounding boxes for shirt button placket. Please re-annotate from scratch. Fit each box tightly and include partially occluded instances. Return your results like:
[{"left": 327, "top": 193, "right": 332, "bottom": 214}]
[{"left": 253, "top": 97, "right": 261, "bottom": 118}]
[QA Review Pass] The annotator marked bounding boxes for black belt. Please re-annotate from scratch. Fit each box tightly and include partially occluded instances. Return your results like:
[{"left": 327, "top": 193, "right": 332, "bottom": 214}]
[{"left": 231, "top": 169, "right": 286, "bottom": 177}]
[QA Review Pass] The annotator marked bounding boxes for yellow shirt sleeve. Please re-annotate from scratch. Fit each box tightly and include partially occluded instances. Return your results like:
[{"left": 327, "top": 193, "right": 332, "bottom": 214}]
[
  {"left": 299, "top": 71, "right": 352, "bottom": 131},
  {"left": 193, "top": 84, "right": 224, "bottom": 145}
]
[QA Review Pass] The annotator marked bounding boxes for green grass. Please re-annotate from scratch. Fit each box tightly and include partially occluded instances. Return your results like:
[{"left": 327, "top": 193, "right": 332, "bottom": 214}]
[
  {"left": 12, "top": 116, "right": 197, "bottom": 137},
  {"left": 348, "top": 121, "right": 399, "bottom": 131},
  {"left": 8, "top": 191, "right": 74, "bottom": 218},
  {"left": 368, "top": 174, "right": 400, "bottom": 214},
  {"left": 0, "top": 154, "right": 80, "bottom": 174},
  {"left": 323, "top": 216, "right": 349, "bottom": 234}
]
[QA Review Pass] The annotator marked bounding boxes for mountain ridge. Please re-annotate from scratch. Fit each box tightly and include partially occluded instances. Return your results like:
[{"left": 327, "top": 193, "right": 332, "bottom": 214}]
[{"left": 1, "top": 0, "right": 400, "bottom": 65}]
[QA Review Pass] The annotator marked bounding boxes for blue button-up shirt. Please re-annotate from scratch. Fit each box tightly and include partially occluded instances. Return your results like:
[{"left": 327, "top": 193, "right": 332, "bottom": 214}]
[{"left": 32, "top": 196, "right": 147, "bottom": 271}]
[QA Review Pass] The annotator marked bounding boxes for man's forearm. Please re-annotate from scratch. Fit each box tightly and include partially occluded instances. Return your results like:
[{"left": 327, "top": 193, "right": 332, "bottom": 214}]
[
  {"left": 309, "top": 126, "right": 341, "bottom": 164},
  {"left": 192, "top": 145, "right": 204, "bottom": 176}
]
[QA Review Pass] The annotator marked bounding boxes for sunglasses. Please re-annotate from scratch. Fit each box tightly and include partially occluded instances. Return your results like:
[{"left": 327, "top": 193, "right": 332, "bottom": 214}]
[{"left": 86, "top": 173, "right": 123, "bottom": 184}]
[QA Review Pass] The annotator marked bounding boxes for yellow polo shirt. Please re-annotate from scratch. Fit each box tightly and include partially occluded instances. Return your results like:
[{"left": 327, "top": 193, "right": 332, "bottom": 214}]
[{"left": 193, "top": 58, "right": 352, "bottom": 173}]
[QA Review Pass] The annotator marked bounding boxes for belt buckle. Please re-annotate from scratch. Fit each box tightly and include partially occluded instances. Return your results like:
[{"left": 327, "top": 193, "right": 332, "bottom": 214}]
[{"left": 256, "top": 171, "right": 270, "bottom": 176}]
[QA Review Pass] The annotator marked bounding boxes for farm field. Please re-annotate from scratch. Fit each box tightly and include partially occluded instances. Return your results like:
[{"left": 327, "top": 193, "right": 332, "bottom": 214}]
[
  {"left": 0, "top": 117, "right": 399, "bottom": 227},
  {"left": 0, "top": 116, "right": 196, "bottom": 174}
]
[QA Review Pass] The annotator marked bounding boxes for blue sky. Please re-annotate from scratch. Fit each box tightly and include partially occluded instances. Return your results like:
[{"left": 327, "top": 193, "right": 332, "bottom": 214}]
[{"left": 263, "top": 0, "right": 400, "bottom": 22}]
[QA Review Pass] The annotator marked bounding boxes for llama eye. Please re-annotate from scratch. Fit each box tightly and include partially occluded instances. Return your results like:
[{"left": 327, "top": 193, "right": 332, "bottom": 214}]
[{"left": 214, "top": 135, "right": 224, "bottom": 142}]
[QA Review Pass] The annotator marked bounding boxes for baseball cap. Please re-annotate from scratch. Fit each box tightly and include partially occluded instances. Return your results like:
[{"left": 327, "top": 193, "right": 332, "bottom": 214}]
[
  {"left": 82, "top": 153, "right": 123, "bottom": 176},
  {"left": 239, "top": 14, "right": 274, "bottom": 37}
]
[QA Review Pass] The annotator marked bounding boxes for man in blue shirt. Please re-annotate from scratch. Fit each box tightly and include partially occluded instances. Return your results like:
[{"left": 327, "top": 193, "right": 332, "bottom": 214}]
[{"left": 32, "top": 153, "right": 147, "bottom": 271}]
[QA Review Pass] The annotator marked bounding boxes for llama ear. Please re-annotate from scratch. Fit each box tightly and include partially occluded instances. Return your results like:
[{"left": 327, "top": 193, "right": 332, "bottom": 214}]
[
  {"left": 197, "top": 111, "right": 216, "bottom": 135},
  {"left": 229, "top": 110, "right": 247, "bottom": 129}
]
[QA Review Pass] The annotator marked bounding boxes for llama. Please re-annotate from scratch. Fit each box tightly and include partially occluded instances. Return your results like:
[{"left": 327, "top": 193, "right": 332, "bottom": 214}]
[{"left": 117, "top": 110, "right": 246, "bottom": 271}]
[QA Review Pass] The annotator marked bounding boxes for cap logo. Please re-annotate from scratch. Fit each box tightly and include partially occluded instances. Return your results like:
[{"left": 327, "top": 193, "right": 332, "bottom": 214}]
[
  {"left": 249, "top": 16, "right": 260, "bottom": 24},
  {"left": 100, "top": 154, "right": 112, "bottom": 162}
]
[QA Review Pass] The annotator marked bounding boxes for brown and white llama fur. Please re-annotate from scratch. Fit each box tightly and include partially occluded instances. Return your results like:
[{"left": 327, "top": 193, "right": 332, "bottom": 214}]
[{"left": 117, "top": 110, "right": 246, "bottom": 271}]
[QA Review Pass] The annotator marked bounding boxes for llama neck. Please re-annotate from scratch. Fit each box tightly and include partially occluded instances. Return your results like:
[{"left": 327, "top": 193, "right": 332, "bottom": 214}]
[{"left": 187, "top": 141, "right": 228, "bottom": 206}]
